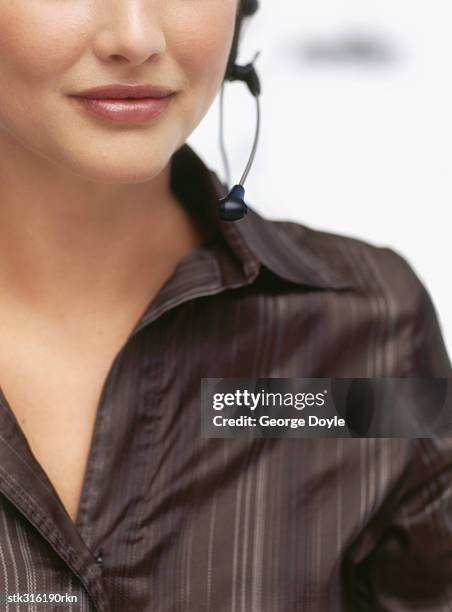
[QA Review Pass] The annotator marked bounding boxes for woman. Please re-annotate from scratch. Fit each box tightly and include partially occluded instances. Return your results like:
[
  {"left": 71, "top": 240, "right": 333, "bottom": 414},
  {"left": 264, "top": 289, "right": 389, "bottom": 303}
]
[{"left": 0, "top": 1, "right": 451, "bottom": 611}]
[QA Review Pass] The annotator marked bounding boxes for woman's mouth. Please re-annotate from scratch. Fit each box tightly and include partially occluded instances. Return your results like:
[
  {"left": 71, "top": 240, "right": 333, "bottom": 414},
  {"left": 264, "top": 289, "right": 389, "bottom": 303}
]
[
  {"left": 71, "top": 84, "right": 176, "bottom": 124},
  {"left": 69, "top": 94, "right": 176, "bottom": 125}
]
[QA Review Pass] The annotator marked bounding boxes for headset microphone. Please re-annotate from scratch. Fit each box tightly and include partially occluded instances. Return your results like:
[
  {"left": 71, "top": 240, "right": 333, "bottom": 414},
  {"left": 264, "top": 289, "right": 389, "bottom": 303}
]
[{"left": 218, "top": 51, "right": 262, "bottom": 222}]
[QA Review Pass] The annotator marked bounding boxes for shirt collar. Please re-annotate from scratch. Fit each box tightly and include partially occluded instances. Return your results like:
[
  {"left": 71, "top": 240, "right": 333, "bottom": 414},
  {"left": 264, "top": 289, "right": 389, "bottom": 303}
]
[{"left": 171, "top": 144, "right": 355, "bottom": 291}]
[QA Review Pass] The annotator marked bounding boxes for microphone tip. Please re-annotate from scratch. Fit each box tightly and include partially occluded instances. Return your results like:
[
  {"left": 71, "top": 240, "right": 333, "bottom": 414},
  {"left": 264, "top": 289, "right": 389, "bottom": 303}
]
[{"left": 218, "top": 185, "right": 248, "bottom": 222}]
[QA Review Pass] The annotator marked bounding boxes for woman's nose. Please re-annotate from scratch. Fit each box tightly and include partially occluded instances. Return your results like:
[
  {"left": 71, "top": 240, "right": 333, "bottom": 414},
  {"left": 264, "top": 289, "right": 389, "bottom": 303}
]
[{"left": 93, "top": 0, "right": 167, "bottom": 67}]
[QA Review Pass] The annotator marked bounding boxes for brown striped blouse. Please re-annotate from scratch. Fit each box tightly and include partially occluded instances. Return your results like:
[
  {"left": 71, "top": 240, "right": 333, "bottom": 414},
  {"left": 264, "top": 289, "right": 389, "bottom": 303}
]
[{"left": 0, "top": 143, "right": 451, "bottom": 611}]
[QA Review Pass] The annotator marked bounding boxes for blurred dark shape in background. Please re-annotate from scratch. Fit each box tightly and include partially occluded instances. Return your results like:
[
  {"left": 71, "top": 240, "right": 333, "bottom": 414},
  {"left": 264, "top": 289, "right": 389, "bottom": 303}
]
[{"left": 299, "top": 31, "right": 397, "bottom": 65}]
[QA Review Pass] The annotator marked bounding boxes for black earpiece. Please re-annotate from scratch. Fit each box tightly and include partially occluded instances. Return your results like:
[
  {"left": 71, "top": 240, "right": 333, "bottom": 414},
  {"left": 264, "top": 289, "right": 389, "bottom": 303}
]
[{"left": 242, "top": 0, "right": 259, "bottom": 18}]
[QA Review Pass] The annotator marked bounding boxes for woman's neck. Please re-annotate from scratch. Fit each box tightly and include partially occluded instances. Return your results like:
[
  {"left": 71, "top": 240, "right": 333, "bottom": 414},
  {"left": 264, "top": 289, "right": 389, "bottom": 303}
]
[{"left": 0, "top": 137, "right": 207, "bottom": 321}]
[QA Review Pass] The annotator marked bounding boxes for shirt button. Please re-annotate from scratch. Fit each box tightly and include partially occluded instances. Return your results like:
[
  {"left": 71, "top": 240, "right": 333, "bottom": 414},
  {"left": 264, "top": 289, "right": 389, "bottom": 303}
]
[{"left": 95, "top": 550, "right": 103, "bottom": 568}]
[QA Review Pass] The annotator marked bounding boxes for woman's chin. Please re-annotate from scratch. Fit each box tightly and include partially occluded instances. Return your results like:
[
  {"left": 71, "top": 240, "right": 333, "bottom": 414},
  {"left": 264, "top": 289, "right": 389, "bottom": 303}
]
[
  {"left": 48, "top": 119, "right": 182, "bottom": 183},
  {"left": 55, "top": 153, "right": 171, "bottom": 185}
]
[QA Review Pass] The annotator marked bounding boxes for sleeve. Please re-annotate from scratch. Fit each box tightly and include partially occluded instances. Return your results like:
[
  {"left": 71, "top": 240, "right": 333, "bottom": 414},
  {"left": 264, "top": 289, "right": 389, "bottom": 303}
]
[
  {"left": 340, "top": 252, "right": 452, "bottom": 610},
  {"left": 343, "top": 438, "right": 452, "bottom": 611}
]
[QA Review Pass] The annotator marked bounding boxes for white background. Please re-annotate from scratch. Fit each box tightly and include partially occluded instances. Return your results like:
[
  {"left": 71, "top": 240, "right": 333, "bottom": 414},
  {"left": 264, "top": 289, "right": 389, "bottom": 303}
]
[{"left": 188, "top": 0, "right": 452, "bottom": 359}]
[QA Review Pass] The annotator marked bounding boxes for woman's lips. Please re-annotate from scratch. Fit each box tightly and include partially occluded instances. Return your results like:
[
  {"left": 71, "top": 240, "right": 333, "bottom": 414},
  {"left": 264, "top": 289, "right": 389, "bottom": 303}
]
[{"left": 70, "top": 94, "right": 175, "bottom": 124}]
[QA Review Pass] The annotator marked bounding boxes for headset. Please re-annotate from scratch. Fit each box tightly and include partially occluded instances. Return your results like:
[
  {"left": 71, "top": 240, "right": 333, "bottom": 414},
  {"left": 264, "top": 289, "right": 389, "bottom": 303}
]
[
  {"left": 218, "top": 0, "right": 261, "bottom": 222},
  {"left": 226, "top": 0, "right": 260, "bottom": 76}
]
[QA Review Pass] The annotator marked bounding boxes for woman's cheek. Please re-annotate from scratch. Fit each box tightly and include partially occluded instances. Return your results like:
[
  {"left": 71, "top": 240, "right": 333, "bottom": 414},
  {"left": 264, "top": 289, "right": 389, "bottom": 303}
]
[
  {"left": 171, "top": 16, "right": 235, "bottom": 92},
  {"left": 0, "top": 6, "right": 90, "bottom": 82},
  {"left": 168, "top": 12, "right": 236, "bottom": 136}
]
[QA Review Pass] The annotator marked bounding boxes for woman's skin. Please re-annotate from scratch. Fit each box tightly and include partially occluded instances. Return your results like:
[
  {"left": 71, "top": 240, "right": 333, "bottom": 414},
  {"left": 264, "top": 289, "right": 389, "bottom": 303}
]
[{"left": 0, "top": 0, "right": 238, "bottom": 522}]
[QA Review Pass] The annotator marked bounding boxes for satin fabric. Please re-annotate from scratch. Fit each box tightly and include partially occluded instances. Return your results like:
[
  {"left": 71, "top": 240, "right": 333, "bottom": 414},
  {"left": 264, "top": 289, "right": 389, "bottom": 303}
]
[{"left": 0, "top": 144, "right": 450, "bottom": 611}]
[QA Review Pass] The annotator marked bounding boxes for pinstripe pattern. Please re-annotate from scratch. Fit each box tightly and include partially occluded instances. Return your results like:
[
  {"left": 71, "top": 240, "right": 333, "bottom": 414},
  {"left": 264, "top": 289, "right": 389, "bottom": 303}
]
[{"left": 0, "top": 144, "right": 451, "bottom": 611}]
